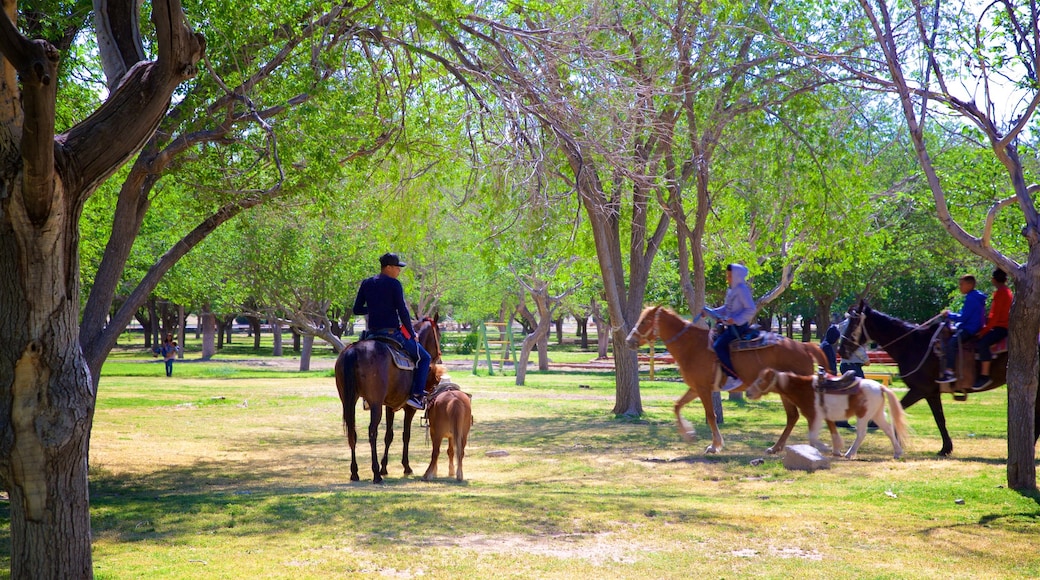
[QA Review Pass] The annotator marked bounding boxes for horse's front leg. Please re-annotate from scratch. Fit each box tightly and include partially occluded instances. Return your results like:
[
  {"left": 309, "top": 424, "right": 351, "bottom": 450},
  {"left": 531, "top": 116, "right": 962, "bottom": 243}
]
[
  {"left": 699, "top": 394, "right": 724, "bottom": 454},
  {"left": 673, "top": 388, "right": 701, "bottom": 442},
  {"left": 380, "top": 407, "right": 395, "bottom": 476},
  {"left": 923, "top": 393, "right": 953, "bottom": 456},
  {"left": 808, "top": 416, "right": 829, "bottom": 454},
  {"left": 369, "top": 404, "right": 384, "bottom": 483},
  {"left": 401, "top": 407, "right": 416, "bottom": 475},
  {"left": 767, "top": 398, "right": 800, "bottom": 454}
]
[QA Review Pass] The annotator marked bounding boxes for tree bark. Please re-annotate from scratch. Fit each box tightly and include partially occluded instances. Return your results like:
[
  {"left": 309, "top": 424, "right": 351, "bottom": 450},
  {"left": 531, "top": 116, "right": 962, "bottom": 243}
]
[
  {"left": 200, "top": 307, "right": 216, "bottom": 360},
  {"left": 177, "top": 304, "right": 185, "bottom": 359},
  {"left": 247, "top": 315, "right": 262, "bottom": 349},
  {"left": 271, "top": 316, "right": 283, "bottom": 357},
  {"left": 1007, "top": 265, "right": 1040, "bottom": 490},
  {"left": 611, "top": 329, "right": 642, "bottom": 416},
  {"left": 299, "top": 334, "right": 314, "bottom": 372}
]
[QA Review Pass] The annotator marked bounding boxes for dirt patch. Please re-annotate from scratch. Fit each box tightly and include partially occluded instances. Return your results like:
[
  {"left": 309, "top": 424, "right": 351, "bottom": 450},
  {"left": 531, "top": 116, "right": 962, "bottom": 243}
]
[
  {"left": 730, "top": 545, "right": 823, "bottom": 560},
  {"left": 420, "top": 531, "right": 656, "bottom": 565}
]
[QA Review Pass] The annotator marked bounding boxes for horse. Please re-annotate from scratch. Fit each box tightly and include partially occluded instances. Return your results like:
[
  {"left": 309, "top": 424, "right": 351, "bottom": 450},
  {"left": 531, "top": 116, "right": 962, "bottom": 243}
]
[
  {"left": 837, "top": 301, "right": 1008, "bottom": 456},
  {"left": 625, "top": 305, "right": 835, "bottom": 454},
  {"left": 334, "top": 316, "right": 442, "bottom": 483},
  {"left": 422, "top": 365, "right": 473, "bottom": 482},
  {"left": 747, "top": 368, "right": 910, "bottom": 460}
]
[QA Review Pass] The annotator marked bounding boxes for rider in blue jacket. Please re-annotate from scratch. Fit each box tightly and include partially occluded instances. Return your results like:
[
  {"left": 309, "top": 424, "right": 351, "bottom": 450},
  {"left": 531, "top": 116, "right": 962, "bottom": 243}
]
[
  {"left": 702, "top": 263, "right": 756, "bottom": 391},
  {"left": 352, "top": 253, "right": 431, "bottom": 409},
  {"left": 937, "top": 274, "right": 986, "bottom": 384}
]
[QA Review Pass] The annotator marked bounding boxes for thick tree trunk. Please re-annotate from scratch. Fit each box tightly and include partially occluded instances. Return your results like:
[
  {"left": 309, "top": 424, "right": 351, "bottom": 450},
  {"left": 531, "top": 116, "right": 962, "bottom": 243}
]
[
  {"left": 611, "top": 329, "right": 642, "bottom": 416},
  {"left": 177, "top": 304, "right": 185, "bottom": 359},
  {"left": 272, "top": 318, "right": 284, "bottom": 357},
  {"left": 299, "top": 334, "right": 314, "bottom": 372},
  {"left": 292, "top": 328, "right": 301, "bottom": 353},
  {"left": 200, "top": 307, "right": 216, "bottom": 360},
  {"left": 247, "top": 315, "right": 262, "bottom": 349},
  {"left": 1007, "top": 269, "right": 1040, "bottom": 490},
  {"left": 555, "top": 317, "right": 563, "bottom": 345},
  {"left": 577, "top": 315, "right": 588, "bottom": 350},
  {"left": 216, "top": 317, "right": 226, "bottom": 350}
]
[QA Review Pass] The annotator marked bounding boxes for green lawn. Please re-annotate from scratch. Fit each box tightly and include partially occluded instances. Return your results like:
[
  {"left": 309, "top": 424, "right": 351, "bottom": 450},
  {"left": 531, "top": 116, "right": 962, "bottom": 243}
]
[{"left": 1, "top": 347, "right": 1036, "bottom": 578}]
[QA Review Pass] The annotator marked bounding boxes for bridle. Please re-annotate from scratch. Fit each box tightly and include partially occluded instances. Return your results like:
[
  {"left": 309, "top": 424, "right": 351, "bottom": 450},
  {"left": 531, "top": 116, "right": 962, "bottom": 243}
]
[
  {"left": 630, "top": 308, "right": 704, "bottom": 346},
  {"left": 842, "top": 309, "right": 945, "bottom": 378}
]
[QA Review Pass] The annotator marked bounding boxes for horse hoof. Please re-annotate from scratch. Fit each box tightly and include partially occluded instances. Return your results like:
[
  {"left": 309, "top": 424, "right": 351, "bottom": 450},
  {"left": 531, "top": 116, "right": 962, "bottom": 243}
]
[
  {"left": 937, "top": 449, "right": 952, "bottom": 457},
  {"left": 403, "top": 467, "right": 413, "bottom": 476},
  {"left": 681, "top": 430, "right": 696, "bottom": 442},
  {"left": 350, "top": 474, "right": 360, "bottom": 482},
  {"left": 705, "top": 445, "right": 719, "bottom": 454},
  {"left": 379, "top": 468, "right": 388, "bottom": 476},
  {"left": 372, "top": 477, "right": 384, "bottom": 484},
  {"left": 765, "top": 446, "right": 779, "bottom": 455}
]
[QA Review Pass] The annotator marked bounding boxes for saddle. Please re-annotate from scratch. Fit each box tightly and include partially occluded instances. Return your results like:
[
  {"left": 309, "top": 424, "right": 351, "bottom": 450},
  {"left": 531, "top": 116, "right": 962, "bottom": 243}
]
[
  {"left": 731, "top": 330, "right": 781, "bottom": 352},
  {"left": 814, "top": 369, "right": 861, "bottom": 396},
  {"left": 360, "top": 334, "right": 416, "bottom": 371},
  {"left": 421, "top": 382, "right": 472, "bottom": 426}
]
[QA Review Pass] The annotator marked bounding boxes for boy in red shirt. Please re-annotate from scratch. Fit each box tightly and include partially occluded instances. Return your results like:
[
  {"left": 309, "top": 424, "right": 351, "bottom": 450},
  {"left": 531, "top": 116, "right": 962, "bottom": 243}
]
[{"left": 973, "top": 268, "right": 1013, "bottom": 390}]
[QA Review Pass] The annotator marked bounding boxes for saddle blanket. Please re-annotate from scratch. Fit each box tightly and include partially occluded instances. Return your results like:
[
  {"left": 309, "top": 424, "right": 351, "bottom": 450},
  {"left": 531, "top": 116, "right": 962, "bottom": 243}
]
[
  {"left": 731, "top": 331, "right": 782, "bottom": 352},
  {"left": 356, "top": 336, "right": 416, "bottom": 370},
  {"left": 961, "top": 337, "right": 1008, "bottom": 361}
]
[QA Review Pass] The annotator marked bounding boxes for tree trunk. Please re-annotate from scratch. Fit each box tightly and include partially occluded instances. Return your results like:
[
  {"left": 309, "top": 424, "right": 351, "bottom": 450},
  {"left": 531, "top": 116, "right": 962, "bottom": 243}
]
[
  {"left": 135, "top": 309, "right": 153, "bottom": 350},
  {"left": 216, "top": 317, "right": 226, "bottom": 350},
  {"left": 537, "top": 332, "right": 549, "bottom": 371},
  {"left": 577, "top": 315, "right": 588, "bottom": 350},
  {"left": 200, "top": 307, "right": 216, "bottom": 360},
  {"left": 592, "top": 301, "right": 609, "bottom": 360},
  {"left": 1007, "top": 271, "right": 1040, "bottom": 490},
  {"left": 292, "top": 328, "right": 301, "bottom": 353},
  {"left": 299, "top": 334, "right": 314, "bottom": 372},
  {"left": 224, "top": 314, "right": 234, "bottom": 345},
  {"left": 555, "top": 317, "right": 563, "bottom": 345},
  {"left": 272, "top": 318, "right": 283, "bottom": 357},
  {"left": 149, "top": 296, "right": 160, "bottom": 348},
  {"left": 611, "top": 330, "right": 642, "bottom": 416},
  {"left": 247, "top": 315, "right": 262, "bottom": 349},
  {"left": 177, "top": 304, "right": 186, "bottom": 359}
]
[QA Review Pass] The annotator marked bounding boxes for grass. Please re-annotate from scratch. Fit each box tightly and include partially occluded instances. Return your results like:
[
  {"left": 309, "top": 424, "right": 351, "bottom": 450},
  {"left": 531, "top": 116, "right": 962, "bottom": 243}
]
[{"left": 1, "top": 344, "right": 1038, "bottom": 578}]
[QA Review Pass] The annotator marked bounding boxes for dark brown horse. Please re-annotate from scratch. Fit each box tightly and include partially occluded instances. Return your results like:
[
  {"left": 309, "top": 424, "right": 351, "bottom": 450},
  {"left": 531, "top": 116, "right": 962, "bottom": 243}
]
[
  {"left": 625, "top": 306, "right": 834, "bottom": 454},
  {"left": 838, "top": 301, "right": 1014, "bottom": 456},
  {"left": 335, "top": 317, "right": 442, "bottom": 483}
]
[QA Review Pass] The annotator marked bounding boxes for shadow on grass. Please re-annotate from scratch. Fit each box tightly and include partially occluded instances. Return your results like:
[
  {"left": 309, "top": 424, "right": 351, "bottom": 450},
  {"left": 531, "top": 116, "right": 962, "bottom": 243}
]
[{"left": 85, "top": 457, "right": 747, "bottom": 549}]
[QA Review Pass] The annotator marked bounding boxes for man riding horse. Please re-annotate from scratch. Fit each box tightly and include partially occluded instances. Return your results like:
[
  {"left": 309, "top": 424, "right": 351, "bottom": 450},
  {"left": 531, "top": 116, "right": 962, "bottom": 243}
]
[
  {"left": 351, "top": 252, "right": 431, "bottom": 410},
  {"left": 702, "top": 263, "right": 756, "bottom": 392}
]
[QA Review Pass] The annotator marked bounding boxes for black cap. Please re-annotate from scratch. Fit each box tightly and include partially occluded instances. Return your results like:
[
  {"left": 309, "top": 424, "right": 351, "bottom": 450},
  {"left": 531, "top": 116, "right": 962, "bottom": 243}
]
[{"left": 379, "top": 253, "right": 406, "bottom": 268}]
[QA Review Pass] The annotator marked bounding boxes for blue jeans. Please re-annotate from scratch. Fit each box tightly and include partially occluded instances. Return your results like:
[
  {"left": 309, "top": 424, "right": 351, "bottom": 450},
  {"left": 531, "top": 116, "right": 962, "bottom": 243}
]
[
  {"left": 975, "top": 327, "right": 1008, "bottom": 362},
  {"left": 713, "top": 324, "right": 748, "bottom": 378},
  {"left": 839, "top": 362, "right": 864, "bottom": 378},
  {"left": 403, "top": 336, "right": 432, "bottom": 398},
  {"left": 164, "top": 359, "right": 174, "bottom": 377},
  {"left": 945, "top": 329, "right": 972, "bottom": 370}
]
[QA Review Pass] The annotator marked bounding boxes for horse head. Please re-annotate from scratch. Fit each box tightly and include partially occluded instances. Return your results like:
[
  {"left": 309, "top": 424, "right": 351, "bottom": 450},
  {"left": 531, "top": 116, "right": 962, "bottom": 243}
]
[
  {"left": 418, "top": 317, "right": 443, "bottom": 363},
  {"left": 746, "top": 367, "right": 781, "bottom": 400},
  {"left": 625, "top": 305, "right": 661, "bottom": 350},
  {"left": 837, "top": 302, "right": 869, "bottom": 359}
]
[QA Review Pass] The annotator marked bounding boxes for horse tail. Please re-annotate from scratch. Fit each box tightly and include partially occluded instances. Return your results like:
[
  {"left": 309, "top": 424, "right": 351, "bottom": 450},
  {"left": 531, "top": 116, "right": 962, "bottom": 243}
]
[
  {"left": 335, "top": 347, "right": 359, "bottom": 436},
  {"left": 806, "top": 342, "right": 831, "bottom": 373},
  {"left": 883, "top": 385, "right": 911, "bottom": 447}
]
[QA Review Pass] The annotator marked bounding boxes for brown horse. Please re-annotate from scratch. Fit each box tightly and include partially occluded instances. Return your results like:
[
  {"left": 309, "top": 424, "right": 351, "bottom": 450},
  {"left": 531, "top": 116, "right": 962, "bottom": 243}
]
[
  {"left": 625, "top": 306, "right": 833, "bottom": 454},
  {"left": 422, "top": 365, "right": 473, "bottom": 482},
  {"left": 334, "top": 317, "right": 442, "bottom": 483}
]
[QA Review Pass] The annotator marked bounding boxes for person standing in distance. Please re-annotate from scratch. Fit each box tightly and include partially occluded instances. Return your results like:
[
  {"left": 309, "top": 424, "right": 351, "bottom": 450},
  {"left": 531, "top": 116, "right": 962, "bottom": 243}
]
[{"left": 352, "top": 253, "right": 431, "bottom": 409}]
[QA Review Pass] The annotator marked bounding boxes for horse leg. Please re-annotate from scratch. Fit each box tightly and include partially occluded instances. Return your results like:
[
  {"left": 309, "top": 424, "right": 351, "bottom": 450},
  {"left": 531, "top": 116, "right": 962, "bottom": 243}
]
[
  {"left": 447, "top": 435, "right": 456, "bottom": 478},
  {"left": 844, "top": 417, "right": 868, "bottom": 460},
  {"left": 346, "top": 398, "right": 360, "bottom": 482},
  {"left": 401, "top": 407, "right": 416, "bottom": 476},
  {"left": 767, "top": 398, "right": 800, "bottom": 455},
  {"left": 674, "top": 388, "right": 700, "bottom": 442},
  {"left": 924, "top": 393, "right": 953, "bottom": 456},
  {"left": 826, "top": 420, "right": 844, "bottom": 457},
  {"left": 380, "top": 407, "right": 394, "bottom": 476},
  {"left": 699, "top": 395, "right": 724, "bottom": 454},
  {"left": 456, "top": 431, "right": 467, "bottom": 482},
  {"left": 369, "top": 404, "right": 384, "bottom": 483},
  {"left": 871, "top": 406, "right": 901, "bottom": 459},
  {"left": 808, "top": 415, "right": 828, "bottom": 454},
  {"left": 423, "top": 430, "right": 442, "bottom": 481}
]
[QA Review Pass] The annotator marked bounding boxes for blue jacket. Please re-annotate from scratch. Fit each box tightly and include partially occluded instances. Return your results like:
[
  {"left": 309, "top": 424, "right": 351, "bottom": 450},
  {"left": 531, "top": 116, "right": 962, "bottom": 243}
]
[
  {"left": 948, "top": 289, "right": 986, "bottom": 336},
  {"left": 352, "top": 274, "right": 416, "bottom": 335},
  {"left": 706, "top": 264, "right": 756, "bottom": 326}
]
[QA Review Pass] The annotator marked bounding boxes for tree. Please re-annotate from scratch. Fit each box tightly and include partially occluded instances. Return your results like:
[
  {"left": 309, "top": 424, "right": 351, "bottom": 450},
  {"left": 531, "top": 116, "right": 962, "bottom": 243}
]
[
  {"left": 823, "top": 0, "right": 1040, "bottom": 489},
  {"left": 0, "top": 1, "right": 203, "bottom": 574}
]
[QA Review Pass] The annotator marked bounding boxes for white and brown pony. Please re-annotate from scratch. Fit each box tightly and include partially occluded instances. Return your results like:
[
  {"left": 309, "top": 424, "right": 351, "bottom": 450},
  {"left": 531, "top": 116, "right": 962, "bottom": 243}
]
[
  {"left": 746, "top": 368, "right": 910, "bottom": 459},
  {"left": 625, "top": 306, "right": 834, "bottom": 454},
  {"left": 422, "top": 365, "right": 473, "bottom": 482}
]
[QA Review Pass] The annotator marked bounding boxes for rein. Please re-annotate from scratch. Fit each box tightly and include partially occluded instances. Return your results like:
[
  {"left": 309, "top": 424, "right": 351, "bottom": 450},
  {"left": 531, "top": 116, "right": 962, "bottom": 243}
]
[
  {"left": 632, "top": 308, "right": 704, "bottom": 346},
  {"left": 854, "top": 311, "right": 945, "bottom": 378}
]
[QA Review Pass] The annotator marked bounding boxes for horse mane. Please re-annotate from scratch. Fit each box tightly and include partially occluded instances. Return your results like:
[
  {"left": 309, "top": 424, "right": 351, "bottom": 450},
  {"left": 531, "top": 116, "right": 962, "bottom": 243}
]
[{"left": 866, "top": 306, "right": 940, "bottom": 333}]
